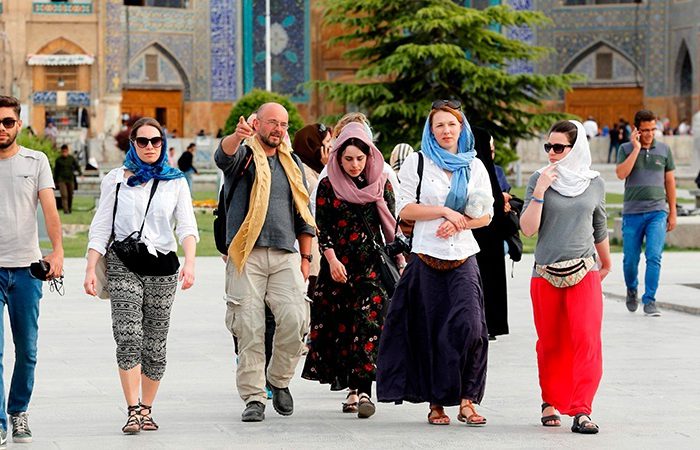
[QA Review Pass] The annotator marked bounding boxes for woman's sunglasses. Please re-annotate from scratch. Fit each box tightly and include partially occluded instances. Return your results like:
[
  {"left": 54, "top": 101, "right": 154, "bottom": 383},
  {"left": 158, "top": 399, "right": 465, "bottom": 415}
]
[
  {"left": 431, "top": 99, "right": 462, "bottom": 110},
  {"left": 133, "top": 136, "right": 164, "bottom": 149},
  {"left": 543, "top": 143, "right": 573, "bottom": 154}
]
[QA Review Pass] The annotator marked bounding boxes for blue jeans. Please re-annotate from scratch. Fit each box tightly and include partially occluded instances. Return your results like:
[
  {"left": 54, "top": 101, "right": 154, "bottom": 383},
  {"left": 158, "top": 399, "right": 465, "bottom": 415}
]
[
  {"left": 622, "top": 211, "right": 667, "bottom": 304},
  {"left": 0, "top": 268, "right": 42, "bottom": 431},
  {"left": 183, "top": 169, "right": 195, "bottom": 191}
]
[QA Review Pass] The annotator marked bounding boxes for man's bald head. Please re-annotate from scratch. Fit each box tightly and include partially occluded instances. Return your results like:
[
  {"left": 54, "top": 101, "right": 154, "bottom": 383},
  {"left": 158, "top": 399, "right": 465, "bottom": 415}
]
[
  {"left": 256, "top": 102, "right": 288, "bottom": 121},
  {"left": 254, "top": 102, "right": 289, "bottom": 150}
]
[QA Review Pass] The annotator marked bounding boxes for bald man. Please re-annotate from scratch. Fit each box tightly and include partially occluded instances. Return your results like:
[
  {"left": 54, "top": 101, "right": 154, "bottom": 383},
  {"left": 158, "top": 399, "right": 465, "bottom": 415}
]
[{"left": 215, "top": 103, "right": 315, "bottom": 422}]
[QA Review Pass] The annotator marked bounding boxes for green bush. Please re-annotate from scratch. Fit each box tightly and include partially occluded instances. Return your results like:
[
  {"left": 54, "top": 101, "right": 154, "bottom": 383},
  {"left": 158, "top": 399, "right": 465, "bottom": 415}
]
[
  {"left": 223, "top": 89, "right": 304, "bottom": 138},
  {"left": 17, "top": 130, "right": 58, "bottom": 166}
]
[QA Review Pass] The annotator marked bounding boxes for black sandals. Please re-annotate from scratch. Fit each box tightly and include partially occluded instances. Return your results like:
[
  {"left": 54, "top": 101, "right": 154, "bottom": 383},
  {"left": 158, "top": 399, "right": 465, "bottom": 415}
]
[
  {"left": 571, "top": 413, "right": 599, "bottom": 434},
  {"left": 541, "top": 402, "right": 561, "bottom": 427}
]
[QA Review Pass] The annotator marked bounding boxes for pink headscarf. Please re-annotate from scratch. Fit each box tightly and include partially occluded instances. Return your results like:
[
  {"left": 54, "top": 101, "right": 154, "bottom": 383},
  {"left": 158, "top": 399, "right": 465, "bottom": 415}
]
[{"left": 327, "top": 122, "right": 396, "bottom": 243}]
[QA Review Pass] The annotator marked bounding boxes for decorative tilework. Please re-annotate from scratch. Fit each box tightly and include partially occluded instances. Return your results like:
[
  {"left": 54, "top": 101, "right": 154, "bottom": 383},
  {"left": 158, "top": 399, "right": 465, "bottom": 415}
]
[
  {"left": 506, "top": 0, "right": 534, "bottom": 74},
  {"left": 128, "top": 35, "right": 193, "bottom": 99},
  {"left": 32, "top": 91, "right": 57, "bottom": 105},
  {"left": 105, "top": 0, "right": 125, "bottom": 95},
  {"left": 124, "top": 6, "right": 195, "bottom": 33},
  {"left": 67, "top": 91, "right": 91, "bottom": 106},
  {"left": 32, "top": 2, "right": 93, "bottom": 14},
  {"left": 210, "top": 0, "right": 237, "bottom": 101},
  {"left": 192, "top": 0, "right": 212, "bottom": 101},
  {"left": 245, "top": 0, "right": 309, "bottom": 101}
]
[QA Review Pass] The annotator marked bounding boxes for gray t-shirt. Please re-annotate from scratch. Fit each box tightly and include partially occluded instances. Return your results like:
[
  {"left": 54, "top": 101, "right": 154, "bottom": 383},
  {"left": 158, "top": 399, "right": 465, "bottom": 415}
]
[
  {"left": 0, "top": 146, "right": 55, "bottom": 267},
  {"left": 214, "top": 143, "right": 315, "bottom": 254},
  {"left": 523, "top": 173, "right": 607, "bottom": 271}
]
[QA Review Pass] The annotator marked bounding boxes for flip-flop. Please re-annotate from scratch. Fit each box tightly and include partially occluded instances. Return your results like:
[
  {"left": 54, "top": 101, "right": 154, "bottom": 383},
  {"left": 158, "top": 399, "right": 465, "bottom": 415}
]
[
  {"left": 541, "top": 402, "right": 561, "bottom": 427},
  {"left": 342, "top": 390, "right": 358, "bottom": 413}
]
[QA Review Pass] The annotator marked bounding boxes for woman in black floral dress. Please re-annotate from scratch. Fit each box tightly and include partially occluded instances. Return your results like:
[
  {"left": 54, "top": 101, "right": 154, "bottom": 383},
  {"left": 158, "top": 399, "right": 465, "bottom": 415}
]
[{"left": 302, "top": 122, "right": 402, "bottom": 419}]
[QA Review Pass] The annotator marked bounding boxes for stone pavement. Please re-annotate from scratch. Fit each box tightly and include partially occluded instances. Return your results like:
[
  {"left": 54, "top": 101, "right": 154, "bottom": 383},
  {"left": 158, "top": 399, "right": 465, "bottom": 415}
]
[{"left": 5, "top": 254, "right": 699, "bottom": 449}]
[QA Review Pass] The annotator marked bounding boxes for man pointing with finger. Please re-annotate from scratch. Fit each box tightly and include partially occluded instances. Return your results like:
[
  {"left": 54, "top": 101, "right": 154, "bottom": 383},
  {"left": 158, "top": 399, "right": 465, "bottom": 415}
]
[{"left": 215, "top": 103, "right": 316, "bottom": 422}]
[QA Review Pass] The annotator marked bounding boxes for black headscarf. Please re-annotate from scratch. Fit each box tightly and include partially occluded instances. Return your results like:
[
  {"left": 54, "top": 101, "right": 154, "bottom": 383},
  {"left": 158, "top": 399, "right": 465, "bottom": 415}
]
[{"left": 472, "top": 127, "right": 505, "bottom": 217}]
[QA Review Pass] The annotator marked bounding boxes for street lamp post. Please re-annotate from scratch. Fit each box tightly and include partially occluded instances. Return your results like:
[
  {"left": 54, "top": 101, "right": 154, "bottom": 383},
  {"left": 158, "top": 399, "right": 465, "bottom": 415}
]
[{"left": 265, "top": 0, "right": 271, "bottom": 91}]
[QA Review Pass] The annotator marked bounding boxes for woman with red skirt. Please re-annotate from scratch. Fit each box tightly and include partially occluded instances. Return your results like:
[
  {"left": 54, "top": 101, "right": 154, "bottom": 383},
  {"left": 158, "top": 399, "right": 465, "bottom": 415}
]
[{"left": 520, "top": 120, "right": 611, "bottom": 434}]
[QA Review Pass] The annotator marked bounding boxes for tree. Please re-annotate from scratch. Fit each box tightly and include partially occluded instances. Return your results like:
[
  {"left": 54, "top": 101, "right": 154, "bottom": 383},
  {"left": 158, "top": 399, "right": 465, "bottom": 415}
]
[
  {"left": 317, "top": 0, "right": 579, "bottom": 165},
  {"left": 223, "top": 89, "right": 304, "bottom": 138}
]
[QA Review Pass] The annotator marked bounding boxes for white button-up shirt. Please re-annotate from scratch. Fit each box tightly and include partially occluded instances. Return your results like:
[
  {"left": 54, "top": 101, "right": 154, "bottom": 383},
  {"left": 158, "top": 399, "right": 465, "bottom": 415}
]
[
  {"left": 397, "top": 152, "right": 492, "bottom": 260},
  {"left": 88, "top": 168, "right": 199, "bottom": 256}
]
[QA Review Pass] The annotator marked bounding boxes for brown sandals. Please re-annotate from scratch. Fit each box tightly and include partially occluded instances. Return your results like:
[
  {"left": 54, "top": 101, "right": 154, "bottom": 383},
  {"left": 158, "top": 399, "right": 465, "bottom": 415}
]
[
  {"left": 457, "top": 400, "right": 486, "bottom": 426},
  {"left": 427, "top": 406, "right": 450, "bottom": 425}
]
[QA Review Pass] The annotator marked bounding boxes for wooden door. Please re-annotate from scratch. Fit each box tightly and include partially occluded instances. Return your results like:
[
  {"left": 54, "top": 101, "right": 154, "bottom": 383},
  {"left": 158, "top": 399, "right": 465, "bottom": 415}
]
[
  {"left": 121, "top": 89, "right": 183, "bottom": 135},
  {"left": 565, "top": 87, "right": 644, "bottom": 129}
]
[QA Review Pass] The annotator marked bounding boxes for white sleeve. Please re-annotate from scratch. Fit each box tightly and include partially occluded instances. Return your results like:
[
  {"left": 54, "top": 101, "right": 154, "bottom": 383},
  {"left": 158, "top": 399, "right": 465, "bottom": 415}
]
[
  {"left": 87, "top": 170, "right": 119, "bottom": 255},
  {"left": 470, "top": 159, "right": 494, "bottom": 221},
  {"left": 310, "top": 166, "right": 329, "bottom": 217},
  {"left": 174, "top": 177, "right": 200, "bottom": 244},
  {"left": 383, "top": 162, "right": 400, "bottom": 194},
  {"left": 396, "top": 152, "right": 420, "bottom": 218}
]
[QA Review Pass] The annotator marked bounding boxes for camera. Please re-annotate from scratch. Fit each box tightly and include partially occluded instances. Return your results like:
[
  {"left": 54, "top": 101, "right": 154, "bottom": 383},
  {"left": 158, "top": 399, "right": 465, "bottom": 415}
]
[
  {"left": 385, "top": 235, "right": 410, "bottom": 257},
  {"left": 29, "top": 260, "right": 51, "bottom": 281}
]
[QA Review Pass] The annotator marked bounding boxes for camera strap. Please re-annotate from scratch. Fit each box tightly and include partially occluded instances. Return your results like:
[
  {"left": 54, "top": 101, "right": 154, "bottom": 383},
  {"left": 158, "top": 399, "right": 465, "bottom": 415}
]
[{"left": 110, "top": 179, "right": 160, "bottom": 244}]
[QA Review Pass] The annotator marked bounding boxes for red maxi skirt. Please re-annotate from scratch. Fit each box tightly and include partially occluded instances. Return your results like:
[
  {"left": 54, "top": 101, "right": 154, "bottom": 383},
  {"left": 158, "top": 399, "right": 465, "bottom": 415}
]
[{"left": 530, "top": 270, "right": 603, "bottom": 416}]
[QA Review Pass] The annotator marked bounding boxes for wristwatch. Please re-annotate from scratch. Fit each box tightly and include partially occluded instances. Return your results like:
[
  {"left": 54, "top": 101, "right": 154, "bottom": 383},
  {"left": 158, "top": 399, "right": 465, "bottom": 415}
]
[{"left": 300, "top": 253, "right": 313, "bottom": 262}]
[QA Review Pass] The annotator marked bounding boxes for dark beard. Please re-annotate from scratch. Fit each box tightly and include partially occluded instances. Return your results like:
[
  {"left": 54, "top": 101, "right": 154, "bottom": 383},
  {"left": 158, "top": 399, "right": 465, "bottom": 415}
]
[
  {"left": 260, "top": 133, "right": 281, "bottom": 148},
  {"left": 0, "top": 133, "right": 17, "bottom": 149}
]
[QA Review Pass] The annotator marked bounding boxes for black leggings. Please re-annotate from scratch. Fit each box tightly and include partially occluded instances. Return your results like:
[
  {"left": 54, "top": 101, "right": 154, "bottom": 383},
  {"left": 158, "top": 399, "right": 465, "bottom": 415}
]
[{"left": 349, "top": 377, "right": 373, "bottom": 397}]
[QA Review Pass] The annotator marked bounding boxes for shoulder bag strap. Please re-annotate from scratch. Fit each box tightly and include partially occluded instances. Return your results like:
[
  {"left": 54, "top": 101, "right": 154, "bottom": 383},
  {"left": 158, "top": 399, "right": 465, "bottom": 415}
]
[
  {"left": 407, "top": 152, "right": 425, "bottom": 248},
  {"left": 137, "top": 179, "right": 160, "bottom": 238},
  {"left": 108, "top": 183, "right": 122, "bottom": 246},
  {"left": 224, "top": 147, "right": 254, "bottom": 213}
]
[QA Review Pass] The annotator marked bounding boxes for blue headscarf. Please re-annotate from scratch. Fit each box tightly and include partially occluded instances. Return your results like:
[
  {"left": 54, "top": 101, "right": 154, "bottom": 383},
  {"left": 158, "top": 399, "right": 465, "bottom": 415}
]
[
  {"left": 420, "top": 111, "right": 476, "bottom": 213},
  {"left": 123, "top": 136, "right": 184, "bottom": 187}
]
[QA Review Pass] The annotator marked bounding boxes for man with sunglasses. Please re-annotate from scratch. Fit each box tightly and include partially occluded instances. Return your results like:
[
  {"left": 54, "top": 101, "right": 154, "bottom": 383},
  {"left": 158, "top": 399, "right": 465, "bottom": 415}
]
[
  {"left": 616, "top": 109, "right": 677, "bottom": 317},
  {"left": 0, "top": 95, "right": 64, "bottom": 447}
]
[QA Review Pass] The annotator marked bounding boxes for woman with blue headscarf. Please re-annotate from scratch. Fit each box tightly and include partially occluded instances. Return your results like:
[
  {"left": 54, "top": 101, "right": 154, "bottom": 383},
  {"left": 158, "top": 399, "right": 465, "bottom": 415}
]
[
  {"left": 376, "top": 100, "right": 493, "bottom": 426},
  {"left": 83, "top": 117, "right": 199, "bottom": 435}
]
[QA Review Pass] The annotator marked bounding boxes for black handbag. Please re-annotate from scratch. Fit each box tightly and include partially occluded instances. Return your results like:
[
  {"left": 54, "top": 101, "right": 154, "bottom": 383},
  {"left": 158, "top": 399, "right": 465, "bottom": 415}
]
[
  {"left": 360, "top": 212, "right": 400, "bottom": 315},
  {"left": 109, "top": 180, "right": 180, "bottom": 276}
]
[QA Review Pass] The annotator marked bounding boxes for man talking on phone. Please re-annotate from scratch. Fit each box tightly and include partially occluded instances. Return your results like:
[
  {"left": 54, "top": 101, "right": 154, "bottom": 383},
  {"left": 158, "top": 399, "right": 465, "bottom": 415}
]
[
  {"left": 615, "top": 109, "right": 676, "bottom": 317},
  {"left": 0, "top": 96, "right": 63, "bottom": 446}
]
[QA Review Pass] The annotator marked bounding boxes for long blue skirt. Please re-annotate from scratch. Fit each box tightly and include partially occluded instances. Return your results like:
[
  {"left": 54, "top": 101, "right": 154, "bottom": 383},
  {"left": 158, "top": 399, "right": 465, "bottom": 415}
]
[{"left": 376, "top": 255, "right": 488, "bottom": 406}]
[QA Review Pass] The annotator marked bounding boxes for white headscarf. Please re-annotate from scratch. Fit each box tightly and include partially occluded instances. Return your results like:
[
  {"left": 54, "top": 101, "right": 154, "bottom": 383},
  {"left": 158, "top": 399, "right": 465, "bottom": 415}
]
[{"left": 538, "top": 120, "right": 599, "bottom": 197}]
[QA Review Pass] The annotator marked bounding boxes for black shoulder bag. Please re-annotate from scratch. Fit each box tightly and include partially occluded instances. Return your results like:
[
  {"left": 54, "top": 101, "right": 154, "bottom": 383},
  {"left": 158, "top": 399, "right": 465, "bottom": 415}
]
[
  {"left": 360, "top": 212, "right": 401, "bottom": 317},
  {"left": 213, "top": 148, "right": 254, "bottom": 254},
  {"left": 110, "top": 180, "right": 179, "bottom": 276}
]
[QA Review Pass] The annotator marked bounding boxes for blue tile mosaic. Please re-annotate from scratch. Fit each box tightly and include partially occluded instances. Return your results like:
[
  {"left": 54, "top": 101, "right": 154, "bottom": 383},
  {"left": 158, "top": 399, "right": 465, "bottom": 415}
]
[
  {"left": 32, "top": 91, "right": 57, "bottom": 105},
  {"left": 210, "top": 0, "right": 237, "bottom": 101}
]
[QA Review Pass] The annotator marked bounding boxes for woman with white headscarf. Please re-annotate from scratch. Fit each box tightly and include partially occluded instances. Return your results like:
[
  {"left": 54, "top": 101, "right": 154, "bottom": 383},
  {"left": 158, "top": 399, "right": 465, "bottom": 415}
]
[{"left": 520, "top": 120, "right": 611, "bottom": 435}]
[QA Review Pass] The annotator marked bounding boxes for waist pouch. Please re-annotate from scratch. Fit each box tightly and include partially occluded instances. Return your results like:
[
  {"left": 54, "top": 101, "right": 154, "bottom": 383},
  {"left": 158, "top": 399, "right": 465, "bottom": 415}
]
[
  {"left": 535, "top": 255, "right": 596, "bottom": 288},
  {"left": 417, "top": 253, "right": 468, "bottom": 271}
]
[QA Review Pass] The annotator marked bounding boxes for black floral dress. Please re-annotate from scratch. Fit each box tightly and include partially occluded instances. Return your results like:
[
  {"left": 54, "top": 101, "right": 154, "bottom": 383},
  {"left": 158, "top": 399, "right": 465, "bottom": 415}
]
[{"left": 301, "top": 176, "right": 395, "bottom": 390}]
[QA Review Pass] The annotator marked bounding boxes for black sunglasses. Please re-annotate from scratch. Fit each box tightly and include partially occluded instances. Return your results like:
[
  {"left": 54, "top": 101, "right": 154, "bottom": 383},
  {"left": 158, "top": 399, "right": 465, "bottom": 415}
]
[
  {"left": 0, "top": 118, "right": 17, "bottom": 129},
  {"left": 133, "top": 136, "right": 164, "bottom": 149},
  {"left": 431, "top": 99, "right": 462, "bottom": 110},
  {"left": 543, "top": 143, "right": 573, "bottom": 154}
]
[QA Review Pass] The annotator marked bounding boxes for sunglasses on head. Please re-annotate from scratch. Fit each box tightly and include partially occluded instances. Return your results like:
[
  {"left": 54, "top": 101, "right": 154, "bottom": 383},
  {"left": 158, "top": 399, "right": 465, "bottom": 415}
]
[
  {"left": 318, "top": 123, "right": 328, "bottom": 134},
  {"left": 0, "top": 118, "right": 17, "bottom": 129},
  {"left": 431, "top": 99, "right": 462, "bottom": 110},
  {"left": 543, "top": 143, "right": 573, "bottom": 154},
  {"left": 133, "top": 136, "right": 163, "bottom": 149}
]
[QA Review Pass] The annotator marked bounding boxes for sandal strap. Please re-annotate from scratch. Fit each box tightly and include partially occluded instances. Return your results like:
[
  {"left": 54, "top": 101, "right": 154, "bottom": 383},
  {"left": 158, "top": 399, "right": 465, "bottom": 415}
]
[{"left": 345, "top": 390, "right": 358, "bottom": 399}]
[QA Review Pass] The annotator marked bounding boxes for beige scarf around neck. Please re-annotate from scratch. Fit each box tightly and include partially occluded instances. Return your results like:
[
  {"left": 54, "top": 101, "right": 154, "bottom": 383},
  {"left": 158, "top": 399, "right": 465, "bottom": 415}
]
[{"left": 229, "top": 135, "right": 316, "bottom": 271}]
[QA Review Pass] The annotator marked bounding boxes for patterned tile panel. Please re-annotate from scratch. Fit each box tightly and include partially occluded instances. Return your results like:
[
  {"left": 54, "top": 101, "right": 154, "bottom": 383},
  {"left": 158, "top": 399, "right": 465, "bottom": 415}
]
[
  {"left": 124, "top": 6, "right": 195, "bottom": 33},
  {"left": 211, "top": 0, "right": 237, "bottom": 101},
  {"left": 506, "top": 0, "right": 534, "bottom": 74},
  {"left": 32, "top": 91, "right": 57, "bottom": 105},
  {"left": 105, "top": 0, "right": 125, "bottom": 95},
  {"left": 32, "top": 2, "right": 93, "bottom": 14},
  {"left": 67, "top": 91, "right": 91, "bottom": 106},
  {"left": 192, "top": 0, "right": 212, "bottom": 100},
  {"left": 128, "top": 33, "right": 194, "bottom": 99}
]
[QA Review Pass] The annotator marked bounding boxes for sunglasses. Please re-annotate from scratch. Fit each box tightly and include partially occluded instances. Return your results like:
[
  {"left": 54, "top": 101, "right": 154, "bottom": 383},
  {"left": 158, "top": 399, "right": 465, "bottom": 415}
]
[
  {"left": 133, "top": 136, "right": 164, "bottom": 148},
  {"left": 431, "top": 99, "right": 462, "bottom": 110},
  {"left": 543, "top": 143, "right": 573, "bottom": 154},
  {"left": 0, "top": 118, "right": 17, "bottom": 129}
]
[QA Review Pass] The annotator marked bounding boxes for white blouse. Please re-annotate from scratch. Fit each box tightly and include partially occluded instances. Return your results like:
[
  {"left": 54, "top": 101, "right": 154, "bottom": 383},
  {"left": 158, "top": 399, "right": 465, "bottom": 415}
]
[
  {"left": 397, "top": 152, "right": 493, "bottom": 260},
  {"left": 88, "top": 168, "right": 200, "bottom": 256}
]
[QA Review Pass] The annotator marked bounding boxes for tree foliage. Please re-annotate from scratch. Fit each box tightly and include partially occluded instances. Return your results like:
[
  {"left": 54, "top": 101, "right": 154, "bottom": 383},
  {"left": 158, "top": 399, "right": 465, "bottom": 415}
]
[
  {"left": 223, "top": 89, "right": 304, "bottom": 138},
  {"left": 317, "top": 0, "right": 580, "bottom": 165},
  {"left": 18, "top": 129, "right": 58, "bottom": 166}
]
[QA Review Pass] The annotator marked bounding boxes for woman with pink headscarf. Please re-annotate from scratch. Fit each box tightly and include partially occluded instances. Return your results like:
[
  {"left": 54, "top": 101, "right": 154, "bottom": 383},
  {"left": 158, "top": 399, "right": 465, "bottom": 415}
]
[{"left": 301, "top": 122, "right": 401, "bottom": 419}]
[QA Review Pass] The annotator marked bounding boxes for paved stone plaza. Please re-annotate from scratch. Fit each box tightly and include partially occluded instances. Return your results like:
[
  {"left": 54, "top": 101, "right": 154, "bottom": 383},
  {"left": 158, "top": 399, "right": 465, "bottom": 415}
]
[{"left": 5, "top": 253, "right": 699, "bottom": 449}]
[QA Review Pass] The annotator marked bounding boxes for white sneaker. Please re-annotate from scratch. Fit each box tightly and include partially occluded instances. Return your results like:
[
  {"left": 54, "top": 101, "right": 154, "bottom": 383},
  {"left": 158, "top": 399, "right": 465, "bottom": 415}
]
[{"left": 0, "top": 428, "right": 7, "bottom": 449}]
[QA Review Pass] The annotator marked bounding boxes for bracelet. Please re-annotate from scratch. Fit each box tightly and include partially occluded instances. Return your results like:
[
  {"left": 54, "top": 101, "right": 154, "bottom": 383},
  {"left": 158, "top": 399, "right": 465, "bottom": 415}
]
[{"left": 532, "top": 196, "right": 544, "bottom": 204}]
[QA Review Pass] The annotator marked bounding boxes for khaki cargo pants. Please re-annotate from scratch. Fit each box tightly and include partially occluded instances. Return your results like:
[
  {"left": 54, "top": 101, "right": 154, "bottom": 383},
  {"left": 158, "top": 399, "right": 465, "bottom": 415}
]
[{"left": 225, "top": 248, "right": 310, "bottom": 405}]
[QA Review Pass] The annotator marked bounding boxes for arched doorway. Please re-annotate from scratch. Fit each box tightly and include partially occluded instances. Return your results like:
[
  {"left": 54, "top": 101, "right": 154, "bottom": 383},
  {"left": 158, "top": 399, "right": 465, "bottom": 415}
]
[
  {"left": 563, "top": 41, "right": 644, "bottom": 128},
  {"left": 676, "top": 42, "right": 693, "bottom": 126},
  {"left": 121, "top": 43, "right": 188, "bottom": 136}
]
